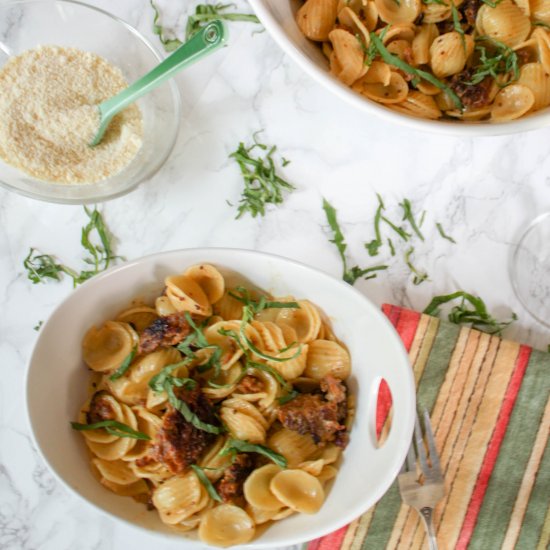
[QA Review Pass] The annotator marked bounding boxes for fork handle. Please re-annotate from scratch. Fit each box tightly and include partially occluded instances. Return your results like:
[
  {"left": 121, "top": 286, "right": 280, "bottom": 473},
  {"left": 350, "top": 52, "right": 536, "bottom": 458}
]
[{"left": 419, "top": 507, "right": 438, "bottom": 550}]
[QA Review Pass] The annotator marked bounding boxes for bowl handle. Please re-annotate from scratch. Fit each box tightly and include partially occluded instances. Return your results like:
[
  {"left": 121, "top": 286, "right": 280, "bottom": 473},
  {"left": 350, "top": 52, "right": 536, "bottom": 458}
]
[{"left": 368, "top": 357, "right": 416, "bottom": 465}]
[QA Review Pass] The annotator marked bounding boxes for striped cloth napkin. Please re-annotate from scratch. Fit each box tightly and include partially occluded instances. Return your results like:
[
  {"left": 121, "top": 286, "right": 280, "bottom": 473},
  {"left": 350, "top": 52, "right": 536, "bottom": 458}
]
[{"left": 308, "top": 305, "right": 549, "bottom": 550}]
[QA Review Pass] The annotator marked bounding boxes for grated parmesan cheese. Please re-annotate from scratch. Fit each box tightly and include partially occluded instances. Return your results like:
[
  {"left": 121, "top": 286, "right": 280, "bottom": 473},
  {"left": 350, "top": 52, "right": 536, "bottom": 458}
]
[{"left": 0, "top": 45, "right": 143, "bottom": 184}]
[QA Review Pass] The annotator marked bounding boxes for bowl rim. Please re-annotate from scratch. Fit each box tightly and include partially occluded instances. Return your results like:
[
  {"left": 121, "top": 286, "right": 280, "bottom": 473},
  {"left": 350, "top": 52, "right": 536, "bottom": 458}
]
[
  {"left": 25, "top": 247, "right": 416, "bottom": 548},
  {"left": 248, "top": 0, "right": 550, "bottom": 136},
  {"left": 0, "top": 0, "right": 182, "bottom": 204}
]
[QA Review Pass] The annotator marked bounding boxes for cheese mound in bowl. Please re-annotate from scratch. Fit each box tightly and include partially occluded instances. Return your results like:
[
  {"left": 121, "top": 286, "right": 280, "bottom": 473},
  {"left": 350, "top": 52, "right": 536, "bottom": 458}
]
[
  {"left": 0, "top": 0, "right": 180, "bottom": 203},
  {"left": 0, "top": 45, "right": 143, "bottom": 184}
]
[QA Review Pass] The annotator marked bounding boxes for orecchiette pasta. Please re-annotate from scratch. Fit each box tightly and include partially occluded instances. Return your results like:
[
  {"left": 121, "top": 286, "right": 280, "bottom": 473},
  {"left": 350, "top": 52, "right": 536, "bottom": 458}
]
[
  {"left": 296, "top": 0, "right": 550, "bottom": 122},
  {"left": 72, "top": 264, "right": 353, "bottom": 546}
]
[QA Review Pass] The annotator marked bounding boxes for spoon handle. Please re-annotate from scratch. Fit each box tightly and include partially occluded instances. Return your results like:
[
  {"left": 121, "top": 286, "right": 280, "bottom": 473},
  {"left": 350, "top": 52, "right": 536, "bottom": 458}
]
[{"left": 92, "top": 21, "right": 226, "bottom": 145}]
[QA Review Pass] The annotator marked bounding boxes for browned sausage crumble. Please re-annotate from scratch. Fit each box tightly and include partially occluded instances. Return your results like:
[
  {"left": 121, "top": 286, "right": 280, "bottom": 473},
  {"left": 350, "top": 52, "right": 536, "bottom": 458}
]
[
  {"left": 278, "top": 375, "right": 349, "bottom": 448},
  {"left": 138, "top": 311, "right": 193, "bottom": 354},
  {"left": 151, "top": 386, "right": 219, "bottom": 474},
  {"left": 216, "top": 454, "right": 254, "bottom": 505},
  {"left": 87, "top": 391, "right": 116, "bottom": 424}
]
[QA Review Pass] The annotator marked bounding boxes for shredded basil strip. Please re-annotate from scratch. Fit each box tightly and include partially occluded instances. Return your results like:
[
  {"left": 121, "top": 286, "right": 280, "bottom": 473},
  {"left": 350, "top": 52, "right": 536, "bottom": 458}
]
[
  {"left": 148, "top": 359, "right": 194, "bottom": 393},
  {"left": 165, "top": 384, "right": 223, "bottom": 434},
  {"left": 365, "top": 194, "right": 385, "bottom": 256},
  {"left": 247, "top": 360, "right": 291, "bottom": 391},
  {"left": 228, "top": 286, "right": 300, "bottom": 314},
  {"left": 109, "top": 346, "right": 137, "bottom": 381},
  {"left": 70, "top": 420, "right": 150, "bottom": 440},
  {"left": 277, "top": 390, "right": 299, "bottom": 405},
  {"left": 190, "top": 464, "right": 223, "bottom": 502},
  {"left": 436, "top": 222, "right": 456, "bottom": 244},
  {"left": 369, "top": 32, "right": 463, "bottom": 111},
  {"left": 399, "top": 199, "right": 424, "bottom": 241},
  {"left": 404, "top": 247, "right": 429, "bottom": 285},
  {"left": 423, "top": 291, "right": 516, "bottom": 335},
  {"left": 221, "top": 439, "right": 287, "bottom": 468}
]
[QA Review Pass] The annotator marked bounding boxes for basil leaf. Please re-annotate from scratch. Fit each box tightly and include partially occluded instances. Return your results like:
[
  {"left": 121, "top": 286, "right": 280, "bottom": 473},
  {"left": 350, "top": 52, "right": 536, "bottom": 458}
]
[
  {"left": 109, "top": 346, "right": 137, "bottom": 381},
  {"left": 70, "top": 420, "right": 150, "bottom": 440},
  {"left": 190, "top": 464, "right": 223, "bottom": 502},
  {"left": 165, "top": 384, "right": 223, "bottom": 434},
  {"left": 221, "top": 439, "right": 287, "bottom": 468}
]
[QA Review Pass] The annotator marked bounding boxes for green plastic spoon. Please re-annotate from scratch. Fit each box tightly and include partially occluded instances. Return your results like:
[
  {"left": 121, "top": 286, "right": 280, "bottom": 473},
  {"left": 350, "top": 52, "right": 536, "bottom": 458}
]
[{"left": 90, "top": 20, "right": 227, "bottom": 146}]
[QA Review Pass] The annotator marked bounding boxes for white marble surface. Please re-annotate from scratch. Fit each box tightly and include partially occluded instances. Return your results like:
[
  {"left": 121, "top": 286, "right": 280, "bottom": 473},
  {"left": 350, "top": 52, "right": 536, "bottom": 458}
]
[{"left": 1, "top": 1, "right": 550, "bottom": 549}]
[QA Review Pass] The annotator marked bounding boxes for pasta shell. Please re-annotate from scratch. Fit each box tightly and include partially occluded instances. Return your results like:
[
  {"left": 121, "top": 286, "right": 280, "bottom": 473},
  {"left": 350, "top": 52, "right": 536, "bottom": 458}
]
[
  {"left": 246, "top": 504, "right": 284, "bottom": 525},
  {"left": 165, "top": 274, "right": 211, "bottom": 316},
  {"left": 220, "top": 407, "right": 266, "bottom": 443},
  {"left": 251, "top": 321, "right": 287, "bottom": 354},
  {"left": 213, "top": 289, "right": 244, "bottom": 321},
  {"left": 353, "top": 70, "right": 409, "bottom": 103},
  {"left": 222, "top": 398, "right": 269, "bottom": 429},
  {"left": 476, "top": 0, "right": 531, "bottom": 47},
  {"left": 364, "top": 1, "right": 380, "bottom": 31},
  {"left": 329, "top": 29, "right": 367, "bottom": 85},
  {"left": 270, "top": 470, "right": 325, "bottom": 514},
  {"left": 491, "top": 84, "right": 535, "bottom": 121},
  {"left": 201, "top": 362, "right": 244, "bottom": 400},
  {"left": 109, "top": 347, "right": 182, "bottom": 406},
  {"left": 85, "top": 403, "right": 138, "bottom": 460},
  {"left": 531, "top": 0, "right": 550, "bottom": 23},
  {"left": 198, "top": 504, "right": 255, "bottom": 547},
  {"left": 276, "top": 300, "right": 321, "bottom": 343},
  {"left": 82, "top": 321, "right": 137, "bottom": 373},
  {"left": 318, "top": 465, "right": 339, "bottom": 483},
  {"left": 100, "top": 477, "right": 149, "bottom": 496},
  {"left": 243, "top": 464, "right": 284, "bottom": 510},
  {"left": 199, "top": 436, "right": 232, "bottom": 481},
  {"left": 78, "top": 393, "right": 122, "bottom": 444},
  {"left": 514, "top": 0, "right": 530, "bottom": 16},
  {"left": 390, "top": 91, "right": 443, "bottom": 119},
  {"left": 297, "top": 0, "right": 339, "bottom": 42},
  {"left": 386, "top": 39, "right": 414, "bottom": 62},
  {"left": 155, "top": 295, "right": 177, "bottom": 316},
  {"left": 266, "top": 343, "right": 308, "bottom": 380},
  {"left": 121, "top": 406, "right": 162, "bottom": 461},
  {"left": 533, "top": 28, "right": 550, "bottom": 74},
  {"left": 92, "top": 458, "right": 139, "bottom": 485},
  {"left": 381, "top": 23, "right": 416, "bottom": 44},
  {"left": 115, "top": 305, "right": 158, "bottom": 333},
  {"left": 203, "top": 320, "right": 246, "bottom": 369},
  {"left": 184, "top": 264, "right": 225, "bottom": 305},
  {"left": 305, "top": 339, "right": 351, "bottom": 380},
  {"left": 268, "top": 428, "right": 319, "bottom": 467},
  {"left": 422, "top": 3, "right": 451, "bottom": 24},
  {"left": 412, "top": 23, "right": 439, "bottom": 65},
  {"left": 429, "top": 32, "right": 472, "bottom": 78},
  {"left": 374, "top": 0, "right": 421, "bottom": 24},
  {"left": 129, "top": 457, "right": 173, "bottom": 482},
  {"left": 153, "top": 472, "right": 207, "bottom": 524},
  {"left": 338, "top": 7, "right": 370, "bottom": 45},
  {"left": 518, "top": 62, "right": 550, "bottom": 111}
]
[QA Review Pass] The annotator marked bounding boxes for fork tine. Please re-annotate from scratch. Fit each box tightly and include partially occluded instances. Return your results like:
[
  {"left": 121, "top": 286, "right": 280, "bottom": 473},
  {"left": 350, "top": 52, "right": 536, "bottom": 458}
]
[
  {"left": 406, "top": 439, "right": 416, "bottom": 472},
  {"left": 423, "top": 409, "right": 443, "bottom": 478},
  {"left": 414, "top": 413, "right": 429, "bottom": 475}
]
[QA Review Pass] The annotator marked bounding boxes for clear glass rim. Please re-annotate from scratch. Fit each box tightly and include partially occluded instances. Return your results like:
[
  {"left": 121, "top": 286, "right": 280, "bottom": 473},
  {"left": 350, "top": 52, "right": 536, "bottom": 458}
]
[
  {"left": 0, "top": 0, "right": 182, "bottom": 204},
  {"left": 509, "top": 211, "right": 550, "bottom": 328}
]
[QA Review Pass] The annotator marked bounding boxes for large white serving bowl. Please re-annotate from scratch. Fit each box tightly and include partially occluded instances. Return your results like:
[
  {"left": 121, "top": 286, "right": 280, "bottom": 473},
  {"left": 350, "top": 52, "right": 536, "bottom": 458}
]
[
  {"left": 249, "top": 0, "right": 550, "bottom": 136},
  {"left": 26, "top": 248, "right": 415, "bottom": 548}
]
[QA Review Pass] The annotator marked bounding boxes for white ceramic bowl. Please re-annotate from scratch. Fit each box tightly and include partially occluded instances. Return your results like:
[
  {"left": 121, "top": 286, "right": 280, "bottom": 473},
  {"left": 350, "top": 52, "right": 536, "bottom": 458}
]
[
  {"left": 249, "top": 0, "right": 550, "bottom": 136},
  {"left": 26, "top": 248, "right": 415, "bottom": 548}
]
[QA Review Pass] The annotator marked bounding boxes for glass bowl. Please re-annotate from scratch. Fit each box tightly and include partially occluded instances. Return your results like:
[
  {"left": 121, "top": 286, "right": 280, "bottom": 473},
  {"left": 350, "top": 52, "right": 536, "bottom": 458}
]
[
  {"left": 510, "top": 212, "right": 550, "bottom": 327},
  {"left": 0, "top": 0, "right": 181, "bottom": 203}
]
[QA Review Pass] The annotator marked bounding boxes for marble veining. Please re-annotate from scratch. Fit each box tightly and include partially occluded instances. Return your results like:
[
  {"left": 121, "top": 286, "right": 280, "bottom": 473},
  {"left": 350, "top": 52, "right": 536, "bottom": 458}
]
[{"left": 0, "top": 0, "right": 549, "bottom": 548}]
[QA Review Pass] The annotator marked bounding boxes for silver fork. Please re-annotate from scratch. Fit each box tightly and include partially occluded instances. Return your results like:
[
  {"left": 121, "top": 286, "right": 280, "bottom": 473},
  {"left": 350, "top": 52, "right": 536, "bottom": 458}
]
[{"left": 398, "top": 409, "right": 446, "bottom": 550}]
